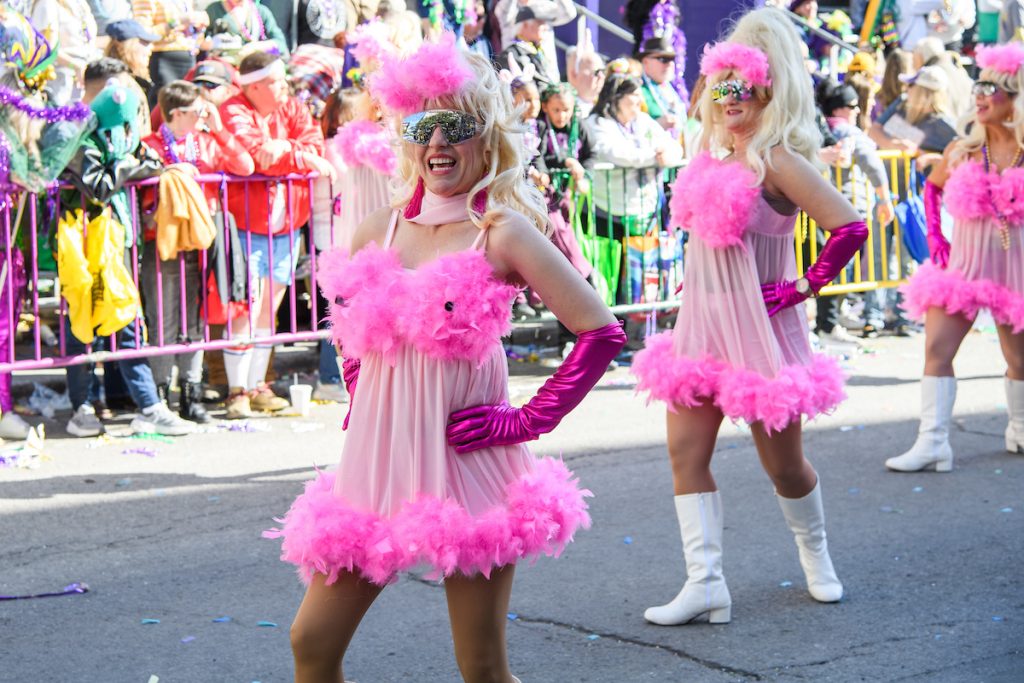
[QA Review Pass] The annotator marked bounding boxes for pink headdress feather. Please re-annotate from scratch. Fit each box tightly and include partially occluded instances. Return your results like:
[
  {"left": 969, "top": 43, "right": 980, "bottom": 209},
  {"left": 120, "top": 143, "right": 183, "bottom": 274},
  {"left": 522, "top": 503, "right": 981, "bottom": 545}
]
[
  {"left": 976, "top": 43, "right": 1024, "bottom": 77},
  {"left": 699, "top": 41, "right": 772, "bottom": 88},
  {"left": 349, "top": 20, "right": 393, "bottom": 65},
  {"left": 369, "top": 32, "right": 474, "bottom": 115}
]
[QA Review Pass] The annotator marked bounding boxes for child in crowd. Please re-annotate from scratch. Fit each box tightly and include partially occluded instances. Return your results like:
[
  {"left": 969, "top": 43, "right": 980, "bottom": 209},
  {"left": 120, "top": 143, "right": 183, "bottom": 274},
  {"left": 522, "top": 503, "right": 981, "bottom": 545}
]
[
  {"left": 311, "top": 86, "right": 394, "bottom": 401},
  {"left": 139, "top": 80, "right": 255, "bottom": 423},
  {"left": 510, "top": 75, "right": 544, "bottom": 319}
]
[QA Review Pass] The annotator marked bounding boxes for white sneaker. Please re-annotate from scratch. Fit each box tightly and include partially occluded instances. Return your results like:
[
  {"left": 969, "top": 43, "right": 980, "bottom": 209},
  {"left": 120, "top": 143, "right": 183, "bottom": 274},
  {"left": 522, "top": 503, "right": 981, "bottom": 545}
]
[
  {"left": 312, "top": 381, "right": 348, "bottom": 403},
  {"left": 131, "top": 403, "right": 195, "bottom": 436},
  {"left": 0, "top": 413, "right": 31, "bottom": 439},
  {"left": 819, "top": 326, "right": 863, "bottom": 347},
  {"left": 67, "top": 404, "right": 104, "bottom": 437}
]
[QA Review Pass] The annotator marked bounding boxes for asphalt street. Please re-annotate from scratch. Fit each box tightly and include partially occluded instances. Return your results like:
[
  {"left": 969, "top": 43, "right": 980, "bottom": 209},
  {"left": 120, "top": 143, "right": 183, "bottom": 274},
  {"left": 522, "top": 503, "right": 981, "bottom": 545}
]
[{"left": 2, "top": 331, "right": 1022, "bottom": 682}]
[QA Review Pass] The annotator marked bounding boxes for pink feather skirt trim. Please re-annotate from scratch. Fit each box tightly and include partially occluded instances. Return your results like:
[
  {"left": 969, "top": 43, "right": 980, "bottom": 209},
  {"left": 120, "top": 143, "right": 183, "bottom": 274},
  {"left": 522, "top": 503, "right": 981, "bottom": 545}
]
[
  {"left": 632, "top": 331, "right": 846, "bottom": 432},
  {"left": 263, "top": 458, "right": 592, "bottom": 586},
  {"left": 901, "top": 262, "right": 1024, "bottom": 332}
]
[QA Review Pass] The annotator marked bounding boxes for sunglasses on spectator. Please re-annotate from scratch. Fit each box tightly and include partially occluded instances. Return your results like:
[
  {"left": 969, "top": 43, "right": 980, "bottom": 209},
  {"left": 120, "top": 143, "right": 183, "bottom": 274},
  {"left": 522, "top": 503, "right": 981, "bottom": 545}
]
[
  {"left": 196, "top": 80, "right": 223, "bottom": 90},
  {"left": 710, "top": 79, "right": 754, "bottom": 103},
  {"left": 650, "top": 55, "right": 675, "bottom": 64},
  {"left": 972, "top": 81, "right": 1012, "bottom": 97},
  {"left": 401, "top": 109, "right": 483, "bottom": 146}
]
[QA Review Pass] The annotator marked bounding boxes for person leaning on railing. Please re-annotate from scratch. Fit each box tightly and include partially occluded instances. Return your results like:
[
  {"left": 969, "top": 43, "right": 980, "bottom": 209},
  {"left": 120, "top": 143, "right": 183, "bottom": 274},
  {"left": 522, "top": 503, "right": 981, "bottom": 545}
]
[
  {"left": 583, "top": 63, "right": 683, "bottom": 242},
  {"left": 139, "top": 80, "right": 254, "bottom": 424},
  {"left": 218, "top": 51, "right": 333, "bottom": 418}
]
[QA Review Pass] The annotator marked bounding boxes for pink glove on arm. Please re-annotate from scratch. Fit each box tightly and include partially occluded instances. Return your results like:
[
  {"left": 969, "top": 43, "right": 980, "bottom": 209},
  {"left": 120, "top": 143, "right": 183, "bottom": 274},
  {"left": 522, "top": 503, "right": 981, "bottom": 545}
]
[
  {"left": 924, "top": 180, "right": 949, "bottom": 269},
  {"left": 761, "top": 219, "right": 868, "bottom": 317},
  {"left": 446, "top": 321, "right": 627, "bottom": 453},
  {"left": 341, "top": 357, "right": 359, "bottom": 431}
]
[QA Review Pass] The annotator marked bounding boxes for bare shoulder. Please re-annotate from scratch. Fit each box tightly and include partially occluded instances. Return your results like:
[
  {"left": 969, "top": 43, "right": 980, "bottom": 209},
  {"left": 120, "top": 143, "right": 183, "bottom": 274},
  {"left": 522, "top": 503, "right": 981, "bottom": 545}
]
[
  {"left": 350, "top": 206, "right": 395, "bottom": 253},
  {"left": 765, "top": 145, "right": 813, "bottom": 176},
  {"left": 485, "top": 208, "right": 546, "bottom": 250}
]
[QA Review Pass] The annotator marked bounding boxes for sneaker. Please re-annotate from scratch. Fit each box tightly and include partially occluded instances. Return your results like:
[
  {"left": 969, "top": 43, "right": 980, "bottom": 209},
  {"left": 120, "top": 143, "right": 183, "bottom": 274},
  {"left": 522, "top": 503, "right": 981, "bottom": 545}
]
[
  {"left": 92, "top": 400, "right": 114, "bottom": 421},
  {"left": 312, "top": 381, "right": 348, "bottom": 403},
  {"left": 0, "top": 413, "right": 31, "bottom": 439},
  {"left": 131, "top": 403, "right": 195, "bottom": 436},
  {"left": 250, "top": 383, "right": 290, "bottom": 412},
  {"left": 67, "top": 404, "right": 105, "bottom": 437},
  {"left": 225, "top": 388, "right": 253, "bottom": 419},
  {"left": 819, "top": 325, "right": 863, "bottom": 347},
  {"left": 860, "top": 324, "right": 880, "bottom": 339}
]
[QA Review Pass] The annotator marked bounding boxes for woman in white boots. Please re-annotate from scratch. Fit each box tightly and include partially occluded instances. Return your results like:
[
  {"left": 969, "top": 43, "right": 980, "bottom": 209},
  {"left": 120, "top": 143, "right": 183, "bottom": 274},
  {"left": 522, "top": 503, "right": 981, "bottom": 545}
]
[
  {"left": 893, "top": 42, "right": 1024, "bottom": 473},
  {"left": 631, "top": 7, "right": 866, "bottom": 625}
]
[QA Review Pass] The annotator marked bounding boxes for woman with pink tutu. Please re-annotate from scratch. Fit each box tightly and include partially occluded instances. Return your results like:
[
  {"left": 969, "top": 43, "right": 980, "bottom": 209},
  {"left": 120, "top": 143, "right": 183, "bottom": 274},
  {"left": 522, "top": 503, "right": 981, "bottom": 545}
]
[
  {"left": 631, "top": 8, "right": 866, "bottom": 625},
  {"left": 265, "top": 34, "right": 625, "bottom": 682},
  {"left": 889, "top": 43, "right": 1024, "bottom": 473}
]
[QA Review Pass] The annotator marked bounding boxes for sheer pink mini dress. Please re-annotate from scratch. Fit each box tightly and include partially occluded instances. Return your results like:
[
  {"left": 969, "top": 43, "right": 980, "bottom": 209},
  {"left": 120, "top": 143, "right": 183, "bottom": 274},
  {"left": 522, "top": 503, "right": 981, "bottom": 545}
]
[
  {"left": 902, "top": 159, "right": 1024, "bottom": 331},
  {"left": 265, "top": 211, "right": 592, "bottom": 586},
  {"left": 631, "top": 153, "right": 846, "bottom": 432}
]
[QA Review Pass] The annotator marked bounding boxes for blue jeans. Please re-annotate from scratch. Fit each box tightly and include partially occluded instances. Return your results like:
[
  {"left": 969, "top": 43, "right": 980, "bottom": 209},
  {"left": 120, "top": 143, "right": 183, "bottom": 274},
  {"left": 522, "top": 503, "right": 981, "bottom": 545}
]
[
  {"left": 862, "top": 217, "right": 909, "bottom": 329},
  {"left": 65, "top": 313, "right": 160, "bottom": 411}
]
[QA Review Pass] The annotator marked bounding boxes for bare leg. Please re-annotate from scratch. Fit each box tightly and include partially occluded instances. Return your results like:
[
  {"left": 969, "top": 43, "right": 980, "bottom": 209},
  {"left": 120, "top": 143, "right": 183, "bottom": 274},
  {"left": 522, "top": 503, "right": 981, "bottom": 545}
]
[
  {"left": 291, "top": 572, "right": 384, "bottom": 683},
  {"left": 665, "top": 400, "right": 724, "bottom": 495},
  {"left": 444, "top": 566, "right": 517, "bottom": 683},
  {"left": 922, "top": 307, "right": 974, "bottom": 377},
  {"left": 996, "top": 323, "right": 1024, "bottom": 380},
  {"left": 749, "top": 420, "right": 816, "bottom": 499}
]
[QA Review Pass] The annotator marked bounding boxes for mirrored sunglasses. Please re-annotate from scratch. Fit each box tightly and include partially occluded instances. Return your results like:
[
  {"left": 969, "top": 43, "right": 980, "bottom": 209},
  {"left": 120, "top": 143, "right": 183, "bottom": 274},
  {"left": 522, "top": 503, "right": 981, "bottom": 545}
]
[
  {"left": 710, "top": 79, "right": 754, "bottom": 104},
  {"left": 973, "top": 81, "right": 1002, "bottom": 97},
  {"left": 401, "top": 109, "right": 483, "bottom": 146}
]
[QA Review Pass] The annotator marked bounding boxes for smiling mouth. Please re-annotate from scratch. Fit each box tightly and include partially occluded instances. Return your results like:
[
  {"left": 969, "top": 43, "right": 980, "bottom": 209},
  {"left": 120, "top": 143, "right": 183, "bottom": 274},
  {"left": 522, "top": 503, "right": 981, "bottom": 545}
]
[{"left": 428, "top": 156, "right": 456, "bottom": 174}]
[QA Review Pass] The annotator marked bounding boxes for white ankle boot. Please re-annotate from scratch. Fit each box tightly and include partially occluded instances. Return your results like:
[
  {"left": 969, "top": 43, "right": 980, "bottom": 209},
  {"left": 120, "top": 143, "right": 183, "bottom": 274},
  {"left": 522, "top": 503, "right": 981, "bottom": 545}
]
[
  {"left": 1004, "top": 377, "right": 1024, "bottom": 454},
  {"left": 776, "top": 481, "right": 843, "bottom": 603},
  {"left": 886, "top": 375, "right": 956, "bottom": 472},
  {"left": 644, "top": 491, "right": 731, "bottom": 625}
]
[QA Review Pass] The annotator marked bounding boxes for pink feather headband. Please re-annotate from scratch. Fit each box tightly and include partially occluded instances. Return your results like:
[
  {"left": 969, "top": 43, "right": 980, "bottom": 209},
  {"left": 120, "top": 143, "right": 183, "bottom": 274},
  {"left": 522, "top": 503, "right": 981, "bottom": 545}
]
[
  {"left": 368, "top": 32, "right": 474, "bottom": 115},
  {"left": 976, "top": 43, "right": 1024, "bottom": 77},
  {"left": 699, "top": 41, "right": 772, "bottom": 88}
]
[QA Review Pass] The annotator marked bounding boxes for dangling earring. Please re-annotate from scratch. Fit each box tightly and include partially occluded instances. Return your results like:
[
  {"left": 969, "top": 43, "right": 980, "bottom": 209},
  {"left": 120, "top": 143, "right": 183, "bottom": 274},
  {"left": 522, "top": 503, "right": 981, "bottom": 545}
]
[
  {"left": 404, "top": 176, "right": 425, "bottom": 219},
  {"left": 472, "top": 187, "right": 488, "bottom": 214}
]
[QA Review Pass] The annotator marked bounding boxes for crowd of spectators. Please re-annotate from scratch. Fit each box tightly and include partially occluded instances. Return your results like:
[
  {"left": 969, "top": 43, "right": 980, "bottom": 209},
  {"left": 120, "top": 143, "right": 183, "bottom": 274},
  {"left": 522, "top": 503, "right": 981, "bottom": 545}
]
[{"left": 0, "top": 0, "right": 1021, "bottom": 441}]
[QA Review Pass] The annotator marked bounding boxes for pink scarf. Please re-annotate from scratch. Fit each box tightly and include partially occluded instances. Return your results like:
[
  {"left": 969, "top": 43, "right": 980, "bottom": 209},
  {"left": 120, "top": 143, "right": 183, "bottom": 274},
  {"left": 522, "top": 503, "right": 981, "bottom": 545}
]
[{"left": 406, "top": 190, "right": 472, "bottom": 225}]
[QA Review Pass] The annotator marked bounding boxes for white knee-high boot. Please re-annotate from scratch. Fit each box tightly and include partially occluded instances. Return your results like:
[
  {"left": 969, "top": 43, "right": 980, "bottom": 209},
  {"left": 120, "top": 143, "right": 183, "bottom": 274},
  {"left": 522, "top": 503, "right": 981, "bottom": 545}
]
[
  {"left": 1004, "top": 377, "right": 1024, "bottom": 454},
  {"left": 776, "top": 480, "right": 843, "bottom": 603},
  {"left": 886, "top": 376, "right": 956, "bottom": 472},
  {"left": 644, "top": 491, "right": 731, "bottom": 626}
]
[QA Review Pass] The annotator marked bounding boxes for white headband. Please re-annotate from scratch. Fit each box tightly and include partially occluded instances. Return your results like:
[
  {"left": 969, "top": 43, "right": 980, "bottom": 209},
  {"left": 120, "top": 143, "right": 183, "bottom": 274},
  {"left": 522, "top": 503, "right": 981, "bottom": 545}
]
[{"left": 238, "top": 59, "right": 286, "bottom": 86}]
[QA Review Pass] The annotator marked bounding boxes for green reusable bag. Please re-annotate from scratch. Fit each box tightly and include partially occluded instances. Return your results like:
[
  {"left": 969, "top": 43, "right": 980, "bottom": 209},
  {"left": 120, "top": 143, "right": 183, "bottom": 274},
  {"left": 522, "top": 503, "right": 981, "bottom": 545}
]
[{"left": 571, "top": 180, "right": 621, "bottom": 307}]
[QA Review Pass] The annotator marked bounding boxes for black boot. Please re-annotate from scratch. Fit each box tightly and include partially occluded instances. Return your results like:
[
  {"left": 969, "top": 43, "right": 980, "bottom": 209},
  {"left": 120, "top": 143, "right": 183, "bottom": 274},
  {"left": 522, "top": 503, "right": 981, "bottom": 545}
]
[{"left": 180, "top": 382, "right": 212, "bottom": 424}]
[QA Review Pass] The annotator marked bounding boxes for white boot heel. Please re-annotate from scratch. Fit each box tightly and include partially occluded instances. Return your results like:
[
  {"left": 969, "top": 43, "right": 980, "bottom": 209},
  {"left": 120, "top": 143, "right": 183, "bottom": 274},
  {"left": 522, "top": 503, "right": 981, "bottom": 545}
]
[
  {"left": 644, "top": 491, "right": 732, "bottom": 626},
  {"left": 707, "top": 606, "right": 731, "bottom": 624},
  {"left": 777, "top": 481, "right": 843, "bottom": 603},
  {"left": 886, "top": 376, "right": 956, "bottom": 472},
  {"left": 1004, "top": 377, "right": 1024, "bottom": 454}
]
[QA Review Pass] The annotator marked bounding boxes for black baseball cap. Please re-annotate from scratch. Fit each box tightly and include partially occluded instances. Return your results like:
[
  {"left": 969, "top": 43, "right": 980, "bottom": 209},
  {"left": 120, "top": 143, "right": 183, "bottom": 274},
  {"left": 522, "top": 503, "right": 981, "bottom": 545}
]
[{"left": 192, "top": 60, "right": 233, "bottom": 87}]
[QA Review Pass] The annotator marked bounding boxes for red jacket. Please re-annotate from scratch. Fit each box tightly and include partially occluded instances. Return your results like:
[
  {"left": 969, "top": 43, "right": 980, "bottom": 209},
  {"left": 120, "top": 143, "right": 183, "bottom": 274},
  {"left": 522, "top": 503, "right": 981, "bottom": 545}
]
[
  {"left": 140, "top": 127, "right": 255, "bottom": 241},
  {"left": 219, "top": 93, "right": 326, "bottom": 235}
]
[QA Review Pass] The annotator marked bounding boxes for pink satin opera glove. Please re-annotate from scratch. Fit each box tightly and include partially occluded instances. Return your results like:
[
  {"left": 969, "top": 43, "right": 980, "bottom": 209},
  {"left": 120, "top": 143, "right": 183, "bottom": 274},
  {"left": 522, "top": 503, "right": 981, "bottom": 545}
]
[
  {"left": 341, "top": 356, "right": 359, "bottom": 430},
  {"left": 446, "top": 321, "right": 627, "bottom": 453},
  {"left": 923, "top": 181, "right": 949, "bottom": 269}
]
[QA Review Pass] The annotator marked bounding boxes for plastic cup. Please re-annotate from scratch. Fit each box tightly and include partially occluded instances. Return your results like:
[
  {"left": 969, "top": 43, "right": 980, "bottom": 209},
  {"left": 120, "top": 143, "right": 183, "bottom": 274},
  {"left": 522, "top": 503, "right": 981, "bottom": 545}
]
[{"left": 289, "top": 384, "right": 313, "bottom": 417}]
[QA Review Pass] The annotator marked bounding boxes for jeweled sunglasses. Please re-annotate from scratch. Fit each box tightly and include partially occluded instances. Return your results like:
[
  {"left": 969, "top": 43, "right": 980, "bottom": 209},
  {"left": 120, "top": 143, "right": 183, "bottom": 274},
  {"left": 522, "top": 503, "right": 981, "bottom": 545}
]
[
  {"left": 401, "top": 109, "right": 483, "bottom": 146},
  {"left": 710, "top": 79, "right": 754, "bottom": 104},
  {"left": 972, "top": 81, "right": 1017, "bottom": 97}
]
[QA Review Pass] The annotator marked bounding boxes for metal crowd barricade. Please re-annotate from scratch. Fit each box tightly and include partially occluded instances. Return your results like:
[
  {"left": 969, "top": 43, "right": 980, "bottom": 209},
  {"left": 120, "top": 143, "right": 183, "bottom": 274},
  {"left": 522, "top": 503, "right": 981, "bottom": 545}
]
[{"left": 0, "top": 172, "right": 335, "bottom": 374}]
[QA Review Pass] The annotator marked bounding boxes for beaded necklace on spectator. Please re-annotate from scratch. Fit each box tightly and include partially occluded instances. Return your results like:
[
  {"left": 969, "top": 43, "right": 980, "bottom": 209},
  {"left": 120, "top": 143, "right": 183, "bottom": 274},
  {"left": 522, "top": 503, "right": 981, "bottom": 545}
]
[
  {"left": 232, "top": 0, "right": 266, "bottom": 41},
  {"left": 159, "top": 124, "right": 199, "bottom": 165}
]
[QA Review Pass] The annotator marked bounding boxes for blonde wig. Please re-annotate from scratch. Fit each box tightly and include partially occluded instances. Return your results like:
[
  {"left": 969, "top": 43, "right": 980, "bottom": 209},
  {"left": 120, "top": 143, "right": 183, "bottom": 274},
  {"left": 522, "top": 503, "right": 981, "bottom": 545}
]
[
  {"left": 952, "top": 66, "right": 1024, "bottom": 164},
  {"left": 696, "top": 7, "right": 821, "bottom": 183},
  {"left": 389, "top": 51, "right": 549, "bottom": 234}
]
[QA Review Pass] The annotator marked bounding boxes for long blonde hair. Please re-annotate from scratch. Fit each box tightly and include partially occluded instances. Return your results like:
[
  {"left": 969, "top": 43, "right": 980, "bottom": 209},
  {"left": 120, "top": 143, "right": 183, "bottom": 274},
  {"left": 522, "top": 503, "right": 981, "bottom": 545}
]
[
  {"left": 696, "top": 7, "right": 820, "bottom": 182},
  {"left": 952, "top": 66, "right": 1024, "bottom": 164},
  {"left": 105, "top": 38, "right": 150, "bottom": 81},
  {"left": 904, "top": 83, "right": 950, "bottom": 125},
  {"left": 390, "top": 51, "right": 548, "bottom": 234},
  {"left": 878, "top": 48, "right": 912, "bottom": 113}
]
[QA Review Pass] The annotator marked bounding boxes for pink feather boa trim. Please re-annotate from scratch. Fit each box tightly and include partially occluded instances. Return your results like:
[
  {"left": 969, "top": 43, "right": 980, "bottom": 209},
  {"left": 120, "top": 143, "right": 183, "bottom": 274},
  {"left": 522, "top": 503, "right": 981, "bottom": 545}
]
[
  {"left": 901, "top": 261, "right": 1024, "bottom": 332},
  {"left": 699, "top": 42, "right": 772, "bottom": 88},
  {"left": 369, "top": 32, "right": 474, "bottom": 115},
  {"left": 944, "top": 161, "right": 1024, "bottom": 225},
  {"left": 669, "top": 153, "right": 759, "bottom": 248},
  {"left": 976, "top": 43, "right": 1024, "bottom": 76},
  {"left": 263, "top": 458, "right": 593, "bottom": 586},
  {"left": 631, "top": 332, "right": 846, "bottom": 432},
  {"left": 333, "top": 120, "right": 397, "bottom": 175}
]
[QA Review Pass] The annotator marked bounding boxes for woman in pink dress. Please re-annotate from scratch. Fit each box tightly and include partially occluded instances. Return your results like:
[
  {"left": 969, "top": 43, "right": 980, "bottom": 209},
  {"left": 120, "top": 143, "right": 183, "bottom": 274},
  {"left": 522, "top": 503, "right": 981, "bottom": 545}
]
[
  {"left": 265, "top": 35, "right": 625, "bottom": 682},
  {"left": 631, "top": 8, "right": 866, "bottom": 625},
  {"left": 890, "top": 43, "right": 1024, "bottom": 473}
]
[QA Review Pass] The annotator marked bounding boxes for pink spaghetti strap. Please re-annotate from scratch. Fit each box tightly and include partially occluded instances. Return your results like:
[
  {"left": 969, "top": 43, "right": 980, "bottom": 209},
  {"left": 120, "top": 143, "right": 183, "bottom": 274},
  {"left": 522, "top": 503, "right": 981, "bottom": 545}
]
[
  {"left": 383, "top": 210, "right": 401, "bottom": 248},
  {"left": 471, "top": 224, "right": 490, "bottom": 251}
]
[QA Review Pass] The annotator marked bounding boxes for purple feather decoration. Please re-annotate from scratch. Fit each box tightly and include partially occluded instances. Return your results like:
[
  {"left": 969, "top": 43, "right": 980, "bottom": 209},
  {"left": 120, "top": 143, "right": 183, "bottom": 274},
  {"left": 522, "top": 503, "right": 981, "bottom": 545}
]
[
  {"left": 0, "top": 85, "right": 92, "bottom": 123},
  {"left": 642, "top": 0, "right": 688, "bottom": 103}
]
